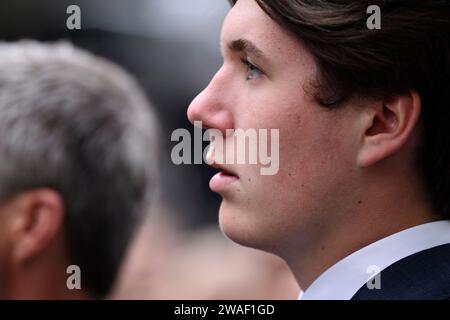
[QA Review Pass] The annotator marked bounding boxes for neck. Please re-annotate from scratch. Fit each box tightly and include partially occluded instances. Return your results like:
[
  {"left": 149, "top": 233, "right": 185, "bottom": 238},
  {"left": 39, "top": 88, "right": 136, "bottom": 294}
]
[
  {"left": 283, "top": 165, "right": 439, "bottom": 292},
  {"left": 5, "top": 258, "right": 89, "bottom": 299},
  {"left": 4, "top": 236, "right": 90, "bottom": 299}
]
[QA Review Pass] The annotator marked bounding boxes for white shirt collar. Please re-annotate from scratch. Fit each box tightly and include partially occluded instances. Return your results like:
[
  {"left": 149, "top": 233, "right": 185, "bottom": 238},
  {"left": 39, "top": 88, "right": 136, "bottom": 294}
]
[{"left": 298, "top": 220, "right": 450, "bottom": 300}]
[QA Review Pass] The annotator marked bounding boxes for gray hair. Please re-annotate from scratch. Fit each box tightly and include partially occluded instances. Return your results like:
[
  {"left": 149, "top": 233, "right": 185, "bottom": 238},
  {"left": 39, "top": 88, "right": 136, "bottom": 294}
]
[{"left": 0, "top": 40, "right": 159, "bottom": 297}]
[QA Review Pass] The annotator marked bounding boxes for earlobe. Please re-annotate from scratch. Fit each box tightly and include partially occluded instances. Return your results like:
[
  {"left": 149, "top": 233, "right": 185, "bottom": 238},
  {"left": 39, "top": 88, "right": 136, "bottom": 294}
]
[
  {"left": 357, "top": 91, "right": 421, "bottom": 167},
  {"left": 11, "top": 190, "right": 65, "bottom": 263}
]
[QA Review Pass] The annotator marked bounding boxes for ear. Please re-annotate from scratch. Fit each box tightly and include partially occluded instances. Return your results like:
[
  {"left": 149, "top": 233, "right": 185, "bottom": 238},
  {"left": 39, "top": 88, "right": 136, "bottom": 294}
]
[
  {"left": 9, "top": 189, "right": 65, "bottom": 263},
  {"left": 357, "top": 91, "right": 421, "bottom": 167}
]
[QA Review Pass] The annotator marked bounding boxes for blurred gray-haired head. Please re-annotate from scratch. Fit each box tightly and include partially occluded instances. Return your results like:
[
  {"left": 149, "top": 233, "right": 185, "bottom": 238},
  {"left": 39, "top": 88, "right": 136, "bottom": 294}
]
[{"left": 0, "top": 40, "right": 159, "bottom": 298}]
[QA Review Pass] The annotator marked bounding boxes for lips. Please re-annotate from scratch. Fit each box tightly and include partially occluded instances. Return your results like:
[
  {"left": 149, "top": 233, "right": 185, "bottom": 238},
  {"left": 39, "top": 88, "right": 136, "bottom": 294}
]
[
  {"left": 208, "top": 162, "right": 239, "bottom": 192},
  {"left": 210, "top": 161, "right": 238, "bottom": 177}
]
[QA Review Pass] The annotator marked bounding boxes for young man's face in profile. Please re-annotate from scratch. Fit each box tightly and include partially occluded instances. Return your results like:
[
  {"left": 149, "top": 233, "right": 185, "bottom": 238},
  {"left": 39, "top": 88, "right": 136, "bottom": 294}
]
[{"left": 188, "top": 0, "right": 365, "bottom": 253}]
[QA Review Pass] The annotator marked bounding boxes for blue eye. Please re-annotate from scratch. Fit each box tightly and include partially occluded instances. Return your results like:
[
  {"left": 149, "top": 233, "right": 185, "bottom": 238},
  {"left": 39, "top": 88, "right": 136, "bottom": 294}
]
[{"left": 241, "top": 58, "right": 263, "bottom": 80}]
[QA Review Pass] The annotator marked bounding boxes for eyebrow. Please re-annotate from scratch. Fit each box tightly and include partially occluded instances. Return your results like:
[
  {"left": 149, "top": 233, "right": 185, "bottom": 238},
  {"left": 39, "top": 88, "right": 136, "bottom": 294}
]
[{"left": 227, "top": 38, "right": 266, "bottom": 60}]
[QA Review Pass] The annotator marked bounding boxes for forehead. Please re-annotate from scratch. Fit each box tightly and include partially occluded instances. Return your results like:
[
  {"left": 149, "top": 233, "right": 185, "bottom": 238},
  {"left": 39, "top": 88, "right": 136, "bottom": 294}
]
[
  {"left": 222, "top": 1, "right": 271, "bottom": 37},
  {"left": 220, "top": 0, "right": 315, "bottom": 70},
  {"left": 221, "top": 0, "right": 278, "bottom": 50}
]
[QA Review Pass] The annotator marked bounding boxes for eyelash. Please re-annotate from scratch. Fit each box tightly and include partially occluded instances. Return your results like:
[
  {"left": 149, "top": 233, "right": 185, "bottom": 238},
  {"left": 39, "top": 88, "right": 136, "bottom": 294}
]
[{"left": 240, "top": 58, "right": 264, "bottom": 81}]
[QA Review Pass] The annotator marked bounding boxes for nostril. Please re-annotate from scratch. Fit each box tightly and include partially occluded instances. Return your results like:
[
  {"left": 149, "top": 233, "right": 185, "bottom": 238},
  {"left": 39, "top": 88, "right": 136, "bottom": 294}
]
[
  {"left": 201, "top": 124, "right": 212, "bottom": 130},
  {"left": 192, "top": 120, "right": 206, "bottom": 129}
]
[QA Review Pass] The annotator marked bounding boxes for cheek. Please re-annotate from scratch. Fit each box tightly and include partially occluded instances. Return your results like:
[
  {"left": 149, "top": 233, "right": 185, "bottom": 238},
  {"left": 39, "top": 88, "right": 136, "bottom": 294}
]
[
  {"left": 230, "top": 82, "right": 355, "bottom": 200},
  {"left": 264, "top": 100, "right": 334, "bottom": 178},
  {"left": 233, "top": 91, "right": 325, "bottom": 179},
  {"left": 250, "top": 101, "right": 349, "bottom": 202}
]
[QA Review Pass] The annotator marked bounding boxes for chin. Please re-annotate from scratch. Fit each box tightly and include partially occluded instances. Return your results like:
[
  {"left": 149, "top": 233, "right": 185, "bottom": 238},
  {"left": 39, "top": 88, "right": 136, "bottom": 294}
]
[{"left": 218, "top": 199, "right": 279, "bottom": 253}]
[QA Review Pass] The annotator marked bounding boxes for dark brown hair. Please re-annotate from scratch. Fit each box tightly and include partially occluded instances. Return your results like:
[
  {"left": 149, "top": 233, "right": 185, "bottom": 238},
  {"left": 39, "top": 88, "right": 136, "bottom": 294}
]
[{"left": 229, "top": 0, "right": 450, "bottom": 218}]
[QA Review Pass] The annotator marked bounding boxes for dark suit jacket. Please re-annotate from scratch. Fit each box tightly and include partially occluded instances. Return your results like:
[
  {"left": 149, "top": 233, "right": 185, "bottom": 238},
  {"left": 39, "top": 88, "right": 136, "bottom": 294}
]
[{"left": 351, "top": 244, "right": 450, "bottom": 299}]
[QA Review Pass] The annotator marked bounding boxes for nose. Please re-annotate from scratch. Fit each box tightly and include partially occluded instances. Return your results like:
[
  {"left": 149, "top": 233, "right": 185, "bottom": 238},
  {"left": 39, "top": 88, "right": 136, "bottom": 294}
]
[{"left": 187, "top": 68, "right": 234, "bottom": 134}]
